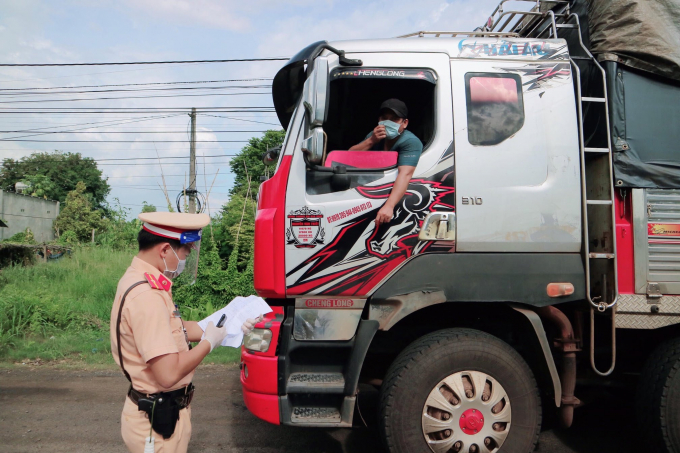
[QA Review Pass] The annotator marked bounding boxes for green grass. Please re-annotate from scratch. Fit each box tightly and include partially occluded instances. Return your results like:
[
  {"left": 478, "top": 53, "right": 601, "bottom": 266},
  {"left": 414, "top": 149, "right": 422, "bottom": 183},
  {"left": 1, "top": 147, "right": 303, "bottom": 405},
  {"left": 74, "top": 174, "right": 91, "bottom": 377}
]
[{"left": 0, "top": 246, "right": 241, "bottom": 366}]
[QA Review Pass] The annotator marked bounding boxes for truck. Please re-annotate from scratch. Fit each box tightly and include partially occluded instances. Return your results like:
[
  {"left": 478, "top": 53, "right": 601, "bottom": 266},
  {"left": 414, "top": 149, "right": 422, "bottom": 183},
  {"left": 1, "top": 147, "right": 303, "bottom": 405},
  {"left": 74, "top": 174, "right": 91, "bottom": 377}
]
[{"left": 240, "top": 1, "right": 680, "bottom": 451}]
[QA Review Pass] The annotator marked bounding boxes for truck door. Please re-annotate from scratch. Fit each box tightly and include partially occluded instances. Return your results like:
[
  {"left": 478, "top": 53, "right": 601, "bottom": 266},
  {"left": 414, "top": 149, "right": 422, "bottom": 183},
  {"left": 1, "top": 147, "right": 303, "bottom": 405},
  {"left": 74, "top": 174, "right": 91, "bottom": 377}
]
[
  {"left": 285, "top": 52, "right": 454, "bottom": 297},
  {"left": 451, "top": 53, "right": 582, "bottom": 252}
]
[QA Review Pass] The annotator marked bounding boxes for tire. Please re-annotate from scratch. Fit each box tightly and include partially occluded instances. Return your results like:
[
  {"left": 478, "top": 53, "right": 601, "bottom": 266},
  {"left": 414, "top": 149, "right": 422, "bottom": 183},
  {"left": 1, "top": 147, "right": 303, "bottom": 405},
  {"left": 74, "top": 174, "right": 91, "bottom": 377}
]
[
  {"left": 379, "top": 328, "right": 541, "bottom": 453},
  {"left": 636, "top": 336, "right": 680, "bottom": 452}
]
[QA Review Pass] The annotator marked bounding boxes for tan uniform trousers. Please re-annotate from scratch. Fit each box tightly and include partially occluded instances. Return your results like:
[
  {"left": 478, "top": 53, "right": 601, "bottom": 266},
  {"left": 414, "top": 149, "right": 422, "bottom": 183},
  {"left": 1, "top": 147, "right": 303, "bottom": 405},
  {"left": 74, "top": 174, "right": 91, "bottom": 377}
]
[{"left": 121, "top": 396, "right": 192, "bottom": 453}]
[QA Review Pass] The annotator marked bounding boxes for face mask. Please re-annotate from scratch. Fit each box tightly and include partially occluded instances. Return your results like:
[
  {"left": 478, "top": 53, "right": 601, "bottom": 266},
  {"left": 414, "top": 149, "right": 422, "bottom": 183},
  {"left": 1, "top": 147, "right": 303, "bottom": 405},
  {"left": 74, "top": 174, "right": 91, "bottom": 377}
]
[
  {"left": 380, "top": 120, "right": 402, "bottom": 140},
  {"left": 163, "top": 246, "right": 186, "bottom": 279}
]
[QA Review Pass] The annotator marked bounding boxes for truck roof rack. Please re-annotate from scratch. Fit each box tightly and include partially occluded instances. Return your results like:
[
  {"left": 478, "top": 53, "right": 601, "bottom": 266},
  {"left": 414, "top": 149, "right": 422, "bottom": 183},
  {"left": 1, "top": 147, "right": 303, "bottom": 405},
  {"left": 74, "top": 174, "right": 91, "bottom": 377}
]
[
  {"left": 397, "top": 31, "right": 518, "bottom": 38},
  {"left": 481, "top": 0, "right": 572, "bottom": 39},
  {"left": 400, "top": 2, "right": 575, "bottom": 41}
]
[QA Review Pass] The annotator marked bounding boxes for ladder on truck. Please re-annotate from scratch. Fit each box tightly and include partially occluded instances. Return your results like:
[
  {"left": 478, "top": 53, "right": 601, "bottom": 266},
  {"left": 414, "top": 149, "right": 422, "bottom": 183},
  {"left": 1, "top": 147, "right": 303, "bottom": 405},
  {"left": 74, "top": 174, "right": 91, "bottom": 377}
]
[{"left": 482, "top": 0, "right": 619, "bottom": 375}]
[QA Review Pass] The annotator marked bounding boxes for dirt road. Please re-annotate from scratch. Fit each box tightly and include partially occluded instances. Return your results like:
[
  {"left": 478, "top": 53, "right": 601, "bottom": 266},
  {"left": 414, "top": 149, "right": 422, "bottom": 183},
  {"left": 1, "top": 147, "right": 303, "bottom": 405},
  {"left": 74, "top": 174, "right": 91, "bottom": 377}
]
[{"left": 0, "top": 365, "right": 636, "bottom": 452}]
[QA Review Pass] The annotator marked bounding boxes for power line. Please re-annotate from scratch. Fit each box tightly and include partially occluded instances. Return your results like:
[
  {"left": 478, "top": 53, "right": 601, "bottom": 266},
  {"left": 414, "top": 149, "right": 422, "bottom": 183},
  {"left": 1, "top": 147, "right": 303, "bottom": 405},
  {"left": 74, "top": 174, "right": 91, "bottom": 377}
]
[
  {"left": 0, "top": 57, "right": 289, "bottom": 67},
  {"left": 2, "top": 139, "right": 251, "bottom": 143},
  {"left": 0, "top": 91, "right": 271, "bottom": 103},
  {"left": 0, "top": 147, "right": 236, "bottom": 151},
  {"left": 112, "top": 187, "right": 232, "bottom": 195},
  {"left": 4, "top": 154, "right": 236, "bottom": 162},
  {"left": 97, "top": 161, "right": 235, "bottom": 166},
  {"left": 106, "top": 174, "right": 227, "bottom": 178},
  {"left": 0, "top": 108, "right": 275, "bottom": 114},
  {"left": 0, "top": 114, "right": 181, "bottom": 134},
  {"left": 0, "top": 62, "right": 254, "bottom": 84},
  {"left": 0, "top": 78, "right": 273, "bottom": 91},
  {"left": 202, "top": 114, "right": 280, "bottom": 126},
  {"left": 112, "top": 184, "right": 231, "bottom": 188},
  {"left": 0, "top": 130, "right": 270, "bottom": 133},
  {"left": 0, "top": 85, "right": 271, "bottom": 97},
  {"left": 0, "top": 114, "right": 186, "bottom": 140}
]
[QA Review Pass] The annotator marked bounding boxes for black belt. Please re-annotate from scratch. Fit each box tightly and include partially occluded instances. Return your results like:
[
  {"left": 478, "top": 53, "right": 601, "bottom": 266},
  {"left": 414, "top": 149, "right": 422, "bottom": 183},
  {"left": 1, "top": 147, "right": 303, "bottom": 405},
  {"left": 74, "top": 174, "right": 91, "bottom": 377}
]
[{"left": 128, "top": 383, "right": 195, "bottom": 409}]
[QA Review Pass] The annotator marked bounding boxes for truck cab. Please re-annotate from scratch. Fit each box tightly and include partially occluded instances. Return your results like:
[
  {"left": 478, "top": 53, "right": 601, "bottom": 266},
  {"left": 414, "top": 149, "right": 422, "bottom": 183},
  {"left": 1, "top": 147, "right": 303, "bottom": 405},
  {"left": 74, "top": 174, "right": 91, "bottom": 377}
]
[{"left": 242, "top": 2, "right": 680, "bottom": 452}]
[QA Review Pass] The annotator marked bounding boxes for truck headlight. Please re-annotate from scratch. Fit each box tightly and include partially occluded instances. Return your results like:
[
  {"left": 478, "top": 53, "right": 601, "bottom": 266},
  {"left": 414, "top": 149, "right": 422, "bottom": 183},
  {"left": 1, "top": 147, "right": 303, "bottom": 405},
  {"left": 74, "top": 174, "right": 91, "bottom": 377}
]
[{"left": 243, "top": 328, "right": 273, "bottom": 352}]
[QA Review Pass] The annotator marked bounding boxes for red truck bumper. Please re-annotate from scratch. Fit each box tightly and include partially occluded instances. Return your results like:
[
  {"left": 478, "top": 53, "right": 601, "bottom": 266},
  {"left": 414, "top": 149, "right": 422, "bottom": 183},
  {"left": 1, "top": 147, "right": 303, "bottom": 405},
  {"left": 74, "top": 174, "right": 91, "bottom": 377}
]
[
  {"left": 240, "top": 307, "right": 283, "bottom": 425},
  {"left": 240, "top": 350, "right": 279, "bottom": 424}
]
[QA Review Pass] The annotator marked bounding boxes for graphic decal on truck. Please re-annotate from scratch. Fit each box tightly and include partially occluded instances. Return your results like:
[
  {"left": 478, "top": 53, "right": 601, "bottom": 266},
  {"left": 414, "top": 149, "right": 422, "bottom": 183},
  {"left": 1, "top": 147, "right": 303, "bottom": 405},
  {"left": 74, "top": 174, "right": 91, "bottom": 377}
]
[
  {"left": 648, "top": 223, "right": 680, "bottom": 236},
  {"left": 458, "top": 40, "right": 568, "bottom": 60},
  {"left": 286, "top": 171, "right": 455, "bottom": 296},
  {"left": 496, "top": 62, "right": 571, "bottom": 91},
  {"left": 286, "top": 206, "right": 325, "bottom": 248}
]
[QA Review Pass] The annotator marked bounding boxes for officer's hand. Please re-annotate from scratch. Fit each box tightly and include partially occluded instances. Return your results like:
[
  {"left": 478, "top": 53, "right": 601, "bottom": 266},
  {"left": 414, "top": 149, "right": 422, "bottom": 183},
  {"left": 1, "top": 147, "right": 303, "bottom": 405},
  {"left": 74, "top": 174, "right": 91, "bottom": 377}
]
[
  {"left": 202, "top": 321, "right": 228, "bottom": 352},
  {"left": 370, "top": 125, "right": 387, "bottom": 144},
  {"left": 242, "top": 314, "right": 264, "bottom": 335},
  {"left": 375, "top": 204, "right": 394, "bottom": 226}
]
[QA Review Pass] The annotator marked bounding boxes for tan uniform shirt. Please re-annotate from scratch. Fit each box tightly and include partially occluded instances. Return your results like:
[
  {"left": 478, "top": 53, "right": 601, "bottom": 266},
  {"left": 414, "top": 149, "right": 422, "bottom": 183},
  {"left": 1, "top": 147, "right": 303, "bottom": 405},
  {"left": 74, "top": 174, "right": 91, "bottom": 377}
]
[{"left": 110, "top": 256, "right": 194, "bottom": 394}]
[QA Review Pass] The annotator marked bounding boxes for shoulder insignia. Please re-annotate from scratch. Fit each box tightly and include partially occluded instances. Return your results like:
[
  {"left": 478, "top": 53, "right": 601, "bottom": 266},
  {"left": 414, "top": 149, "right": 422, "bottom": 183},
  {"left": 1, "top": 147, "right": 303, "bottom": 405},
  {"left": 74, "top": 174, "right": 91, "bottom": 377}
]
[{"left": 144, "top": 272, "right": 172, "bottom": 291}]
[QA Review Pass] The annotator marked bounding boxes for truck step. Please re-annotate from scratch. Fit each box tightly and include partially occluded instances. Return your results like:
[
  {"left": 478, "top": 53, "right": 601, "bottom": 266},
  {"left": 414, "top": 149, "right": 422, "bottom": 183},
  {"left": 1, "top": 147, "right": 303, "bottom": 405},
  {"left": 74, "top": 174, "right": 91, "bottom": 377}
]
[
  {"left": 287, "top": 372, "right": 345, "bottom": 393},
  {"left": 555, "top": 23, "right": 578, "bottom": 29},
  {"left": 582, "top": 97, "right": 606, "bottom": 103},
  {"left": 584, "top": 147, "right": 610, "bottom": 153},
  {"left": 587, "top": 199, "right": 613, "bottom": 205},
  {"left": 290, "top": 406, "right": 341, "bottom": 423},
  {"left": 589, "top": 253, "right": 615, "bottom": 259}
]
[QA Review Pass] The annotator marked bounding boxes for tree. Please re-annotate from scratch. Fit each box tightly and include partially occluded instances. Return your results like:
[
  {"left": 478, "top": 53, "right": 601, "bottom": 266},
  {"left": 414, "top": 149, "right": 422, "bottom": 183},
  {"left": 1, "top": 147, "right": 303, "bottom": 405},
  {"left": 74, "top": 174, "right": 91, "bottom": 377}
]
[
  {"left": 0, "top": 151, "right": 110, "bottom": 209},
  {"left": 54, "top": 182, "right": 108, "bottom": 242},
  {"left": 21, "top": 174, "right": 57, "bottom": 199},
  {"left": 228, "top": 129, "right": 286, "bottom": 196},
  {"left": 141, "top": 201, "right": 157, "bottom": 213},
  {"left": 212, "top": 129, "right": 285, "bottom": 266}
]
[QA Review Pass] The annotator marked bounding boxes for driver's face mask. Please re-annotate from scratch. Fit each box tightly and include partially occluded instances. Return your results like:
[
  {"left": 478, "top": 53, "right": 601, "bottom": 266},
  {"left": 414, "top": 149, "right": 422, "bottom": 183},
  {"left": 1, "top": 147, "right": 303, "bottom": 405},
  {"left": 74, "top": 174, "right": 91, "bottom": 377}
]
[
  {"left": 163, "top": 246, "right": 186, "bottom": 279},
  {"left": 379, "top": 120, "right": 403, "bottom": 140}
]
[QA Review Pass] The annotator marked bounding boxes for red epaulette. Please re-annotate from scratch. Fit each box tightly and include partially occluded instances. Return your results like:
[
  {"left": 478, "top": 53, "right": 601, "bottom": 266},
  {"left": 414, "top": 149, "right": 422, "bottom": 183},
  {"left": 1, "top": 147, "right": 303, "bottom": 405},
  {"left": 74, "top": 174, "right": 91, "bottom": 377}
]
[{"left": 144, "top": 272, "right": 173, "bottom": 291}]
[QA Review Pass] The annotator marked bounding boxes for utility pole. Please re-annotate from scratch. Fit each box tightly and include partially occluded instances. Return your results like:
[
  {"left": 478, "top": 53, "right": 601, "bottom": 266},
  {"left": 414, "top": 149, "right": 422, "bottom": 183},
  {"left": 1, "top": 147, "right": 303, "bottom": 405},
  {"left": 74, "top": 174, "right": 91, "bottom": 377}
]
[{"left": 189, "top": 107, "right": 197, "bottom": 213}]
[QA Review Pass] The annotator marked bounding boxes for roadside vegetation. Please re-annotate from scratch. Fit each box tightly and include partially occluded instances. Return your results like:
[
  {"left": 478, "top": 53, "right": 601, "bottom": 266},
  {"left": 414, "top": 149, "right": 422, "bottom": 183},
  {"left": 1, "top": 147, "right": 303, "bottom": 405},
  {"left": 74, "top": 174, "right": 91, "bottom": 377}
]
[{"left": 0, "top": 129, "right": 285, "bottom": 366}]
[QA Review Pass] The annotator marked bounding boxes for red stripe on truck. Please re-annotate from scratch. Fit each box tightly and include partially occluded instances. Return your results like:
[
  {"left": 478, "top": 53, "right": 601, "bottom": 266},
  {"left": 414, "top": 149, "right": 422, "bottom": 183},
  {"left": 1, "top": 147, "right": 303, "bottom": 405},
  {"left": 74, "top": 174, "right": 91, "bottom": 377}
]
[{"left": 254, "top": 156, "right": 291, "bottom": 297}]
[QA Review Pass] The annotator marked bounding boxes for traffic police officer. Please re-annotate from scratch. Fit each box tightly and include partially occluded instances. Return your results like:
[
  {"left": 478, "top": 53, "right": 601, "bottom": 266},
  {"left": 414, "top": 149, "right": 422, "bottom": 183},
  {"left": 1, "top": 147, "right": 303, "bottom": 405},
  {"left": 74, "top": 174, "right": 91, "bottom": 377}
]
[{"left": 111, "top": 212, "right": 229, "bottom": 453}]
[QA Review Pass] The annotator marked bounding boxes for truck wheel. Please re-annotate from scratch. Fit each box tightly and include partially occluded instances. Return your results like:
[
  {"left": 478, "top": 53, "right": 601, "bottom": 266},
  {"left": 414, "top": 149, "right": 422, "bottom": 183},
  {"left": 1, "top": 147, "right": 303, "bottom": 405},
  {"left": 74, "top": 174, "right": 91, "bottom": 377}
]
[
  {"left": 379, "top": 328, "right": 541, "bottom": 453},
  {"left": 636, "top": 337, "right": 680, "bottom": 452}
]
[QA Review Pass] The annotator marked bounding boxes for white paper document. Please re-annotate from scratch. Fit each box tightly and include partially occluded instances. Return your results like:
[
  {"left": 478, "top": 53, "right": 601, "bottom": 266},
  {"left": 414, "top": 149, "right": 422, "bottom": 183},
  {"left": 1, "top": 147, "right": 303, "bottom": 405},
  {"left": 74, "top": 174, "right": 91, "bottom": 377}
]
[{"left": 198, "top": 295, "right": 272, "bottom": 348}]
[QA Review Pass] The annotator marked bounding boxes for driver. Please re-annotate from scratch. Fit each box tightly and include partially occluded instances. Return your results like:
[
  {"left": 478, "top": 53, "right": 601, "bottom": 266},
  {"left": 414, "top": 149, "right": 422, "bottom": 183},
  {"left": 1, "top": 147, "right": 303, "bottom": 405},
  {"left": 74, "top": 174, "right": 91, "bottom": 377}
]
[{"left": 349, "top": 98, "right": 423, "bottom": 225}]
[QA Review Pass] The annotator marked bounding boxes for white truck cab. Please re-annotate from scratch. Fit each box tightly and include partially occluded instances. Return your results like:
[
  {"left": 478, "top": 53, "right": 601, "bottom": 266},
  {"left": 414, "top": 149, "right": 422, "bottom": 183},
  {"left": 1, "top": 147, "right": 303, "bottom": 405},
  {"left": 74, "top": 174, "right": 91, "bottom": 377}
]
[{"left": 244, "top": 2, "right": 680, "bottom": 452}]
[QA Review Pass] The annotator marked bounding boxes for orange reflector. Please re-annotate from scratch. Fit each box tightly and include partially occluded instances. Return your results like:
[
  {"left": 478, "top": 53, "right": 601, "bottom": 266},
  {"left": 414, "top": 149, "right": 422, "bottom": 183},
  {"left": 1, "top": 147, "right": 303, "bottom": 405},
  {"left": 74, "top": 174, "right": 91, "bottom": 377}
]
[{"left": 547, "top": 283, "right": 575, "bottom": 297}]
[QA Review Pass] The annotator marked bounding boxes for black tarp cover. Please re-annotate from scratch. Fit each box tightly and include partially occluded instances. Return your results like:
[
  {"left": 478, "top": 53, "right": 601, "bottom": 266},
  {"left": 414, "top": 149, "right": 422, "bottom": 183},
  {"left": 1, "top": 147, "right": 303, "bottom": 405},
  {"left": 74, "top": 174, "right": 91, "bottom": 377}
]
[
  {"left": 587, "top": 0, "right": 680, "bottom": 82},
  {"left": 569, "top": 0, "right": 680, "bottom": 188},
  {"left": 606, "top": 62, "right": 680, "bottom": 188}
]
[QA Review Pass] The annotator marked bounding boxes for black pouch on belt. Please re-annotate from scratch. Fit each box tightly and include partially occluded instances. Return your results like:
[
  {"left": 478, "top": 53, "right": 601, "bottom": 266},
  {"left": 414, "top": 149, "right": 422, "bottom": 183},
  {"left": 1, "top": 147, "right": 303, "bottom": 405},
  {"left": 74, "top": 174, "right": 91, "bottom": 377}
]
[{"left": 137, "top": 393, "right": 180, "bottom": 439}]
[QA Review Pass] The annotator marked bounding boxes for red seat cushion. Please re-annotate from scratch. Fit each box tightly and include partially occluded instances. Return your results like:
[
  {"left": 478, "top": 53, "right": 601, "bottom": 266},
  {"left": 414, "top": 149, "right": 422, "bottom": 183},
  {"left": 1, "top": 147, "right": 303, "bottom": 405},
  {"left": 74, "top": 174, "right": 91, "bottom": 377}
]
[{"left": 324, "top": 150, "right": 398, "bottom": 169}]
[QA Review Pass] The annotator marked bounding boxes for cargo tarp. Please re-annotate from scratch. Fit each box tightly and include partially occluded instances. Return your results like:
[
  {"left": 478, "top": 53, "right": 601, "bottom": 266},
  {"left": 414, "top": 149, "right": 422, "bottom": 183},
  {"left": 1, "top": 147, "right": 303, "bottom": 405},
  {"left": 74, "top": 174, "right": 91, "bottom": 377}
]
[
  {"left": 587, "top": 0, "right": 680, "bottom": 82},
  {"left": 605, "top": 61, "right": 680, "bottom": 188}
]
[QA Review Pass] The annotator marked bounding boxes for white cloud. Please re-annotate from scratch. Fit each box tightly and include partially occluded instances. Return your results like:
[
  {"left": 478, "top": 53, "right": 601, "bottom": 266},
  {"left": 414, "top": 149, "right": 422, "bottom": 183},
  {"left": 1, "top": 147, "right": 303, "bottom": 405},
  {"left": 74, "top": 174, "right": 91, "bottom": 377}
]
[{"left": 255, "top": 0, "right": 500, "bottom": 57}]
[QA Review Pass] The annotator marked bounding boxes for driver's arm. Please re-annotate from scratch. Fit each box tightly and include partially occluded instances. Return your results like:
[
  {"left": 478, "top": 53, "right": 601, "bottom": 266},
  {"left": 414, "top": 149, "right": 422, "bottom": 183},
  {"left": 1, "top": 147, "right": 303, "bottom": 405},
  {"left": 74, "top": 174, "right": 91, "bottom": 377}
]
[
  {"left": 350, "top": 124, "right": 386, "bottom": 150},
  {"left": 375, "top": 165, "right": 416, "bottom": 225}
]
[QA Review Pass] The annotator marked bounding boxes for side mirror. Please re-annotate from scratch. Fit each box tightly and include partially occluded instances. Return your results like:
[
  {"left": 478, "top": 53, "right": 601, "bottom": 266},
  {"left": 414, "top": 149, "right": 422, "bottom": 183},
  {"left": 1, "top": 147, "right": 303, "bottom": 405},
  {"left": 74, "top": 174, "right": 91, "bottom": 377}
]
[
  {"left": 301, "top": 128, "right": 326, "bottom": 165},
  {"left": 262, "top": 146, "right": 281, "bottom": 167},
  {"left": 302, "top": 56, "right": 329, "bottom": 128}
]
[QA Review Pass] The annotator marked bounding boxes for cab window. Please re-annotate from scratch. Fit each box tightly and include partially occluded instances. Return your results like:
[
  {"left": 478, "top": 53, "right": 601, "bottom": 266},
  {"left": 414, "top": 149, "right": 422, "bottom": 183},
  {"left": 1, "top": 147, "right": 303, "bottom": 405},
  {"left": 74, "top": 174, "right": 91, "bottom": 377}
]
[
  {"left": 324, "top": 68, "right": 436, "bottom": 166},
  {"left": 465, "top": 73, "right": 524, "bottom": 146},
  {"left": 305, "top": 68, "right": 436, "bottom": 195}
]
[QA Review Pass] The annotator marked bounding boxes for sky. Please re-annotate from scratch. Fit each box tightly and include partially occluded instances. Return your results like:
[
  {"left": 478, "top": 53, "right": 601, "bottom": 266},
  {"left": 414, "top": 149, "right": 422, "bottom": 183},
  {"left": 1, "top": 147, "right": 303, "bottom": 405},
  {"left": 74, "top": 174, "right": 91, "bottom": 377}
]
[{"left": 0, "top": 0, "right": 501, "bottom": 217}]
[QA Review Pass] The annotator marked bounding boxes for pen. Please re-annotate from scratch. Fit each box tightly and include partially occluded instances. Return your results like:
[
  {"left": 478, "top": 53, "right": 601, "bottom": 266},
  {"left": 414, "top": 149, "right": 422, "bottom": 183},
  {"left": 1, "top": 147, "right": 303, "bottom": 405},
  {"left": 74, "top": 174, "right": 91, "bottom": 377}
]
[{"left": 216, "top": 314, "right": 227, "bottom": 328}]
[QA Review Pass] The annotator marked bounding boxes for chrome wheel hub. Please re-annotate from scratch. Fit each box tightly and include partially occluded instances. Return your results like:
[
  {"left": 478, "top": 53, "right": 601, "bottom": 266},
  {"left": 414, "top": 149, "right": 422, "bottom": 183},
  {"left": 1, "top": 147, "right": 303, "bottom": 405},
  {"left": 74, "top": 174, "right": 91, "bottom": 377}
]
[{"left": 421, "top": 371, "right": 511, "bottom": 453}]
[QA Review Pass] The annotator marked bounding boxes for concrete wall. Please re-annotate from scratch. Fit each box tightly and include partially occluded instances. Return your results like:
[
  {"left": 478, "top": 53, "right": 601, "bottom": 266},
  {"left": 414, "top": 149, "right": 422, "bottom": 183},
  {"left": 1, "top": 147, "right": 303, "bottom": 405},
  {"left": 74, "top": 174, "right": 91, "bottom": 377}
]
[{"left": 0, "top": 191, "right": 60, "bottom": 242}]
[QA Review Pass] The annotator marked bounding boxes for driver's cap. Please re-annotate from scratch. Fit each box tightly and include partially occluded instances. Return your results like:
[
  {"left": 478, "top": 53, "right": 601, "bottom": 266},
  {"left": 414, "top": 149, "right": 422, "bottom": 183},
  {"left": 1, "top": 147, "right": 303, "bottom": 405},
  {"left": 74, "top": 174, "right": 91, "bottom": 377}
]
[
  {"left": 380, "top": 98, "right": 408, "bottom": 118},
  {"left": 138, "top": 212, "right": 210, "bottom": 244}
]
